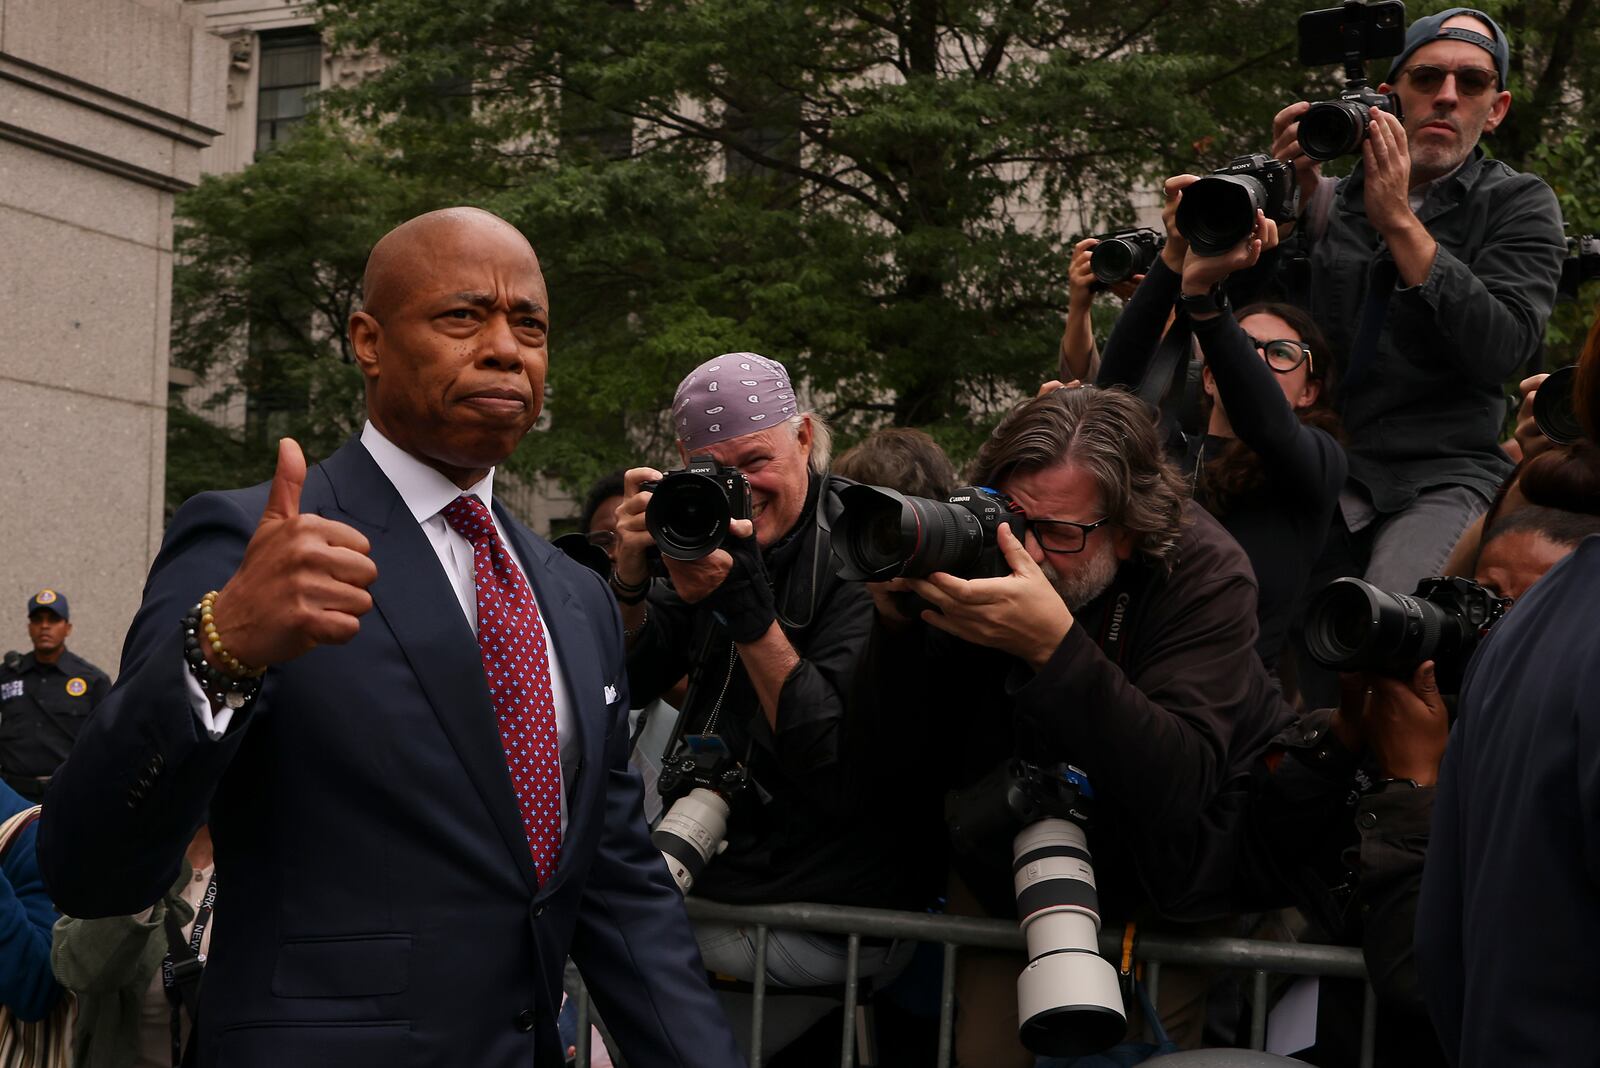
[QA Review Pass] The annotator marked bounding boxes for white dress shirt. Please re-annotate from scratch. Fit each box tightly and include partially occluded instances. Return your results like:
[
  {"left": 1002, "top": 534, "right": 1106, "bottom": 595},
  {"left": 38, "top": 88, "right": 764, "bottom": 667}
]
[{"left": 186, "top": 422, "right": 572, "bottom": 833}]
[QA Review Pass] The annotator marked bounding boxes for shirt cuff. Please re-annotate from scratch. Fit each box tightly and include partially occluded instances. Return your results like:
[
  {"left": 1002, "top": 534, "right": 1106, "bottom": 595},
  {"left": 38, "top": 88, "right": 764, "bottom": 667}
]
[{"left": 182, "top": 656, "right": 233, "bottom": 741}]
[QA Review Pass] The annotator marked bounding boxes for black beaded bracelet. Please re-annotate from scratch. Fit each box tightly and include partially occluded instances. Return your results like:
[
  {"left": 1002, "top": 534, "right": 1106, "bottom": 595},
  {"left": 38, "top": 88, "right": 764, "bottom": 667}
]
[{"left": 182, "top": 602, "right": 262, "bottom": 712}]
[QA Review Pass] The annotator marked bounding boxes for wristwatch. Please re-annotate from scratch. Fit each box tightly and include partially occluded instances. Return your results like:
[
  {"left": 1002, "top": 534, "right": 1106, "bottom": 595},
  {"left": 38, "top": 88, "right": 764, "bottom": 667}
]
[{"left": 1177, "top": 284, "right": 1228, "bottom": 317}]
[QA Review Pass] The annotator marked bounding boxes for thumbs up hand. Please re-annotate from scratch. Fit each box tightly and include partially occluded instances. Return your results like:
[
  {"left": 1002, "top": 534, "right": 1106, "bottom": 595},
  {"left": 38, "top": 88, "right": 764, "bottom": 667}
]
[{"left": 207, "top": 439, "right": 378, "bottom": 670}]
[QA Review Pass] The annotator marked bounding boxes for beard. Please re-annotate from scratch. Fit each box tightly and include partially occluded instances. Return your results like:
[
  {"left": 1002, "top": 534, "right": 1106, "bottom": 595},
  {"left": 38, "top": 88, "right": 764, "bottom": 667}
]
[
  {"left": 1405, "top": 110, "right": 1481, "bottom": 183},
  {"left": 1039, "top": 536, "right": 1121, "bottom": 612}
]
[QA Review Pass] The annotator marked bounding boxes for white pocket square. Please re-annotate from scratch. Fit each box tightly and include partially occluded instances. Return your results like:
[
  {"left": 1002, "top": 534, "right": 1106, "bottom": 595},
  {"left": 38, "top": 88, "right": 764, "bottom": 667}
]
[{"left": 604, "top": 684, "right": 620, "bottom": 704}]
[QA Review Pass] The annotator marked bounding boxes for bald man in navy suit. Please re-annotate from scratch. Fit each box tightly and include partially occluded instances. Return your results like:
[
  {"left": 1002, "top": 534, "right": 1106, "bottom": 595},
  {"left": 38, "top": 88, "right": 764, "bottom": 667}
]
[{"left": 40, "top": 208, "right": 744, "bottom": 1068}]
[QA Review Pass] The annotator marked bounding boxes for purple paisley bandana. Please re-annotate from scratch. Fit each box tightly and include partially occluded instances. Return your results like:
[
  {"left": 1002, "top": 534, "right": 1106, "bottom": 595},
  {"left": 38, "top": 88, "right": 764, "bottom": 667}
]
[{"left": 672, "top": 352, "right": 798, "bottom": 449}]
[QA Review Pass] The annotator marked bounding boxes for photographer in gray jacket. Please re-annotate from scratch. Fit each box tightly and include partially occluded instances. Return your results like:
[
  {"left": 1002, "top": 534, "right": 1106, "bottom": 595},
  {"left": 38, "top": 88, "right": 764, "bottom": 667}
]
[{"left": 1268, "top": 8, "right": 1566, "bottom": 611}]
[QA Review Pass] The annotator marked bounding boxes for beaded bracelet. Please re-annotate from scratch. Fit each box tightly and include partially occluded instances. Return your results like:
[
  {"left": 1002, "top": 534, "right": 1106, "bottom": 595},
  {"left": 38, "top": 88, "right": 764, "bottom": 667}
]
[
  {"left": 182, "top": 598, "right": 263, "bottom": 712},
  {"left": 199, "top": 590, "right": 265, "bottom": 679}
]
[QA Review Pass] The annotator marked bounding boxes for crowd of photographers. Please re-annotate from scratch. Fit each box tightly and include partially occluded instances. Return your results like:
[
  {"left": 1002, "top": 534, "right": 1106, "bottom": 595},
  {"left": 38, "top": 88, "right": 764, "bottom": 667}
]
[
  {"left": 6, "top": 5, "right": 1599, "bottom": 1068},
  {"left": 569, "top": 7, "right": 1600, "bottom": 1068}
]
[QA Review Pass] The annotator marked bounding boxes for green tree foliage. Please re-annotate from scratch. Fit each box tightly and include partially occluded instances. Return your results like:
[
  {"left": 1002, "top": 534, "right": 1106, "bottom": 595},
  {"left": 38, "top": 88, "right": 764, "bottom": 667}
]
[{"left": 169, "top": 0, "right": 1600, "bottom": 503}]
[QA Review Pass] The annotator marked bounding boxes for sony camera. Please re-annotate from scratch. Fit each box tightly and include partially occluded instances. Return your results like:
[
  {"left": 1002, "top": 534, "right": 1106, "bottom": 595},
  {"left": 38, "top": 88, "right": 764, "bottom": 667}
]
[
  {"left": 831, "top": 483, "right": 1024, "bottom": 582},
  {"left": 643, "top": 455, "right": 752, "bottom": 562},
  {"left": 1295, "top": 1, "right": 1407, "bottom": 161},
  {"left": 1089, "top": 228, "right": 1165, "bottom": 288},
  {"left": 946, "top": 761, "right": 1126, "bottom": 1057},
  {"left": 1304, "top": 574, "right": 1511, "bottom": 693},
  {"left": 1175, "top": 154, "right": 1301, "bottom": 257},
  {"left": 1559, "top": 234, "right": 1600, "bottom": 302},
  {"left": 652, "top": 735, "right": 749, "bottom": 894}
]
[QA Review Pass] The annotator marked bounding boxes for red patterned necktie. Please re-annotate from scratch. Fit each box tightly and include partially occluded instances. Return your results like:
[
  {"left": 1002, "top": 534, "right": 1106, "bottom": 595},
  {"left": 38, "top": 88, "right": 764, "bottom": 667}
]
[{"left": 441, "top": 494, "right": 562, "bottom": 886}]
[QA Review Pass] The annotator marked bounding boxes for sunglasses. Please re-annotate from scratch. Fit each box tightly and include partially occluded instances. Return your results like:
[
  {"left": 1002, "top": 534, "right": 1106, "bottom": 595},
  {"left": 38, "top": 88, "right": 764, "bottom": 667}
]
[
  {"left": 1246, "top": 336, "right": 1314, "bottom": 374},
  {"left": 1401, "top": 64, "right": 1499, "bottom": 96}
]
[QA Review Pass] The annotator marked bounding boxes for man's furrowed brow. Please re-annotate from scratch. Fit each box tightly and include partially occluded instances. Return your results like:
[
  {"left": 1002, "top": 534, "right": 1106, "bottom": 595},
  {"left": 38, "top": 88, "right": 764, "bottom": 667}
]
[{"left": 447, "top": 292, "right": 547, "bottom": 316}]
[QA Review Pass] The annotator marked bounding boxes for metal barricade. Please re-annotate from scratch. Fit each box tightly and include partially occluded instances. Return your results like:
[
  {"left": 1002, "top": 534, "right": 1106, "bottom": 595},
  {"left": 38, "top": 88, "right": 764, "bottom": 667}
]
[{"left": 569, "top": 899, "right": 1375, "bottom": 1068}]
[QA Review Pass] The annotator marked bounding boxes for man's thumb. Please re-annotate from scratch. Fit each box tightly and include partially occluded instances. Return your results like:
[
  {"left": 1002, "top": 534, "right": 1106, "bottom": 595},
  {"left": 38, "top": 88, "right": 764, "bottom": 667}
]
[{"left": 263, "top": 438, "right": 306, "bottom": 520}]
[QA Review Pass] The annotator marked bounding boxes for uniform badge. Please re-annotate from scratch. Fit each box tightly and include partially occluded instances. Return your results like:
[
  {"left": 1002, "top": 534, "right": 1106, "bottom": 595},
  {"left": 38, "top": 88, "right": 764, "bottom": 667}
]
[
  {"left": 34, "top": 589, "right": 57, "bottom": 605},
  {"left": 66, "top": 677, "right": 88, "bottom": 697},
  {"left": 1, "top": 680, "right": 22, "bottom": 701}
]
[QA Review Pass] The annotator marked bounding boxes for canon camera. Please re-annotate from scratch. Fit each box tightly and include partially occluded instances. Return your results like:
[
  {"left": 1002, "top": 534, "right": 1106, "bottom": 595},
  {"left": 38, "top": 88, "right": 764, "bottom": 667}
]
[{"left": 831, "top": 483, "right": 1024, "bottom": 582}]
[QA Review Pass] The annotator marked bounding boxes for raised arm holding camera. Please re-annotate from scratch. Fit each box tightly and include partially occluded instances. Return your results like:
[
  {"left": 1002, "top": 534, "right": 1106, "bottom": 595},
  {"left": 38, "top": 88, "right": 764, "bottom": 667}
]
[
  {"left": 1266, "top": 6, "right": 1567, "bottom": 616},
  {"left": 1095, "top": 174, "right": 1348, "bottom": 672}
]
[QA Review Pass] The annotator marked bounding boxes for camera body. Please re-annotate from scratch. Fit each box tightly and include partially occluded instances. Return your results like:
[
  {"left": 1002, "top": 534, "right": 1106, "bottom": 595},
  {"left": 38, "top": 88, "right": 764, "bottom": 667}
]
[
  {"left": 1304, "top": 574, "right": 1511, "bottom": 693},
  {"left": 1300, "top": 85, "right": 1403, "bottom": 161},
  {"left": 1175, "top": 154, "right": 1301, "bottom": 257},
  {"left": 832, "top": 483, "right": 1025, "bottom": 582},
  {"left": 1559, "top": 234, "right": 1600, "bottom": 302},
  {"left": 1089, "top": 228, "right": 1165, "bottom": 288},
  {"left": 652, "top": 735, "right": 749, "bottom": 894},
  {"left": 643, "top": 455, "right": 753, "bottom": 562}
]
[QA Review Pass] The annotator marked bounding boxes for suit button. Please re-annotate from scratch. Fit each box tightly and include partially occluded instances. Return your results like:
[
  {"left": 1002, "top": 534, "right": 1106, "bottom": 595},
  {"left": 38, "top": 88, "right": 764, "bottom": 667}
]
[
  {"left": 534, "top": 904, "right": 545, "bottom": 918},
  {"left": 514, "top": 1008, "right": 536, "bottom": 1032}
]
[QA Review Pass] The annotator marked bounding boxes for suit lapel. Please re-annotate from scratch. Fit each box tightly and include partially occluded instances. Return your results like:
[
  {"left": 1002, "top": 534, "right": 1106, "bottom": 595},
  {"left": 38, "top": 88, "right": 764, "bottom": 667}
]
[
  {"left": 316, "top": 440, "right": 542, "bottom": 898},
  {"left": 495, "top": 504, "right": 605, "bottom": 896}
]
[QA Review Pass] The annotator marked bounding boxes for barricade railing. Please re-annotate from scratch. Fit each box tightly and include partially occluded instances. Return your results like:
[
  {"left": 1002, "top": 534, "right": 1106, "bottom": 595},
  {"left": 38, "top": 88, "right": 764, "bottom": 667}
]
[{"left": 570, "top": 899, "right": 1374, "bottom": 1068}]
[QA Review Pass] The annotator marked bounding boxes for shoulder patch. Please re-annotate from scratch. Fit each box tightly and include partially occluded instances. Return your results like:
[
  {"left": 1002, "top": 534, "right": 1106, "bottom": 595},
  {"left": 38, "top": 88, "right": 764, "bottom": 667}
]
[{"left": 66, "top": 677, "right": 88, "bottom": 697}]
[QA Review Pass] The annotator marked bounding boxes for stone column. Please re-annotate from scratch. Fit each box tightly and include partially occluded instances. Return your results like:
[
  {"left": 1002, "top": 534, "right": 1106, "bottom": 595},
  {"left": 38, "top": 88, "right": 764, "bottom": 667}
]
[{"left": 0, "top": 0, "right": 225, "bottom": 673}]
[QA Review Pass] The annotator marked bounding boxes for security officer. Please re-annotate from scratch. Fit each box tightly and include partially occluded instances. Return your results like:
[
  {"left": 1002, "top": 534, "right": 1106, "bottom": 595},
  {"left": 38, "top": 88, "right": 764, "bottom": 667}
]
[{"left": 0, "top": 589, "right": 110, "bottom": 800}]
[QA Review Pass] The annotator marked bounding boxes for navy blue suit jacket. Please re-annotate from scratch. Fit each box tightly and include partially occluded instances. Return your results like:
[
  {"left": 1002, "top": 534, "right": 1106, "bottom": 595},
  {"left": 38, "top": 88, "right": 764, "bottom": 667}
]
[{"left": 39, "top": 439, "right": 743, "bottom": 1068}]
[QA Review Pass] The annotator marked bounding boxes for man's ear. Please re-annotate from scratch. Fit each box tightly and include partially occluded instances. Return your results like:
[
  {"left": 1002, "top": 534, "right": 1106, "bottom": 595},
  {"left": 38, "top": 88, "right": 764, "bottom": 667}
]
[
  {"left": 795, "top": 413, "right": 815, "bottom": 459},
  {"left": 349, "top": 311, "right": 382, "bottom": 382},
  {"left": 1481, "top": 90, "right": 1513, "bottom": 134},
  {"left": 1113, "top": 527, "right": 1136, "bottom": 562}
]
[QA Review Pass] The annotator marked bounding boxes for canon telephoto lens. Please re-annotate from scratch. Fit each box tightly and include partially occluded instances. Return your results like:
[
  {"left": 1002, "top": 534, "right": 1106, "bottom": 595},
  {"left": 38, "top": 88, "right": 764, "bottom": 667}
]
[
  {"left": 1012, "top": 820, "right": 1127, "bottom": 1056},
  {"left": 1534, "top": 365, "right": 1582, "bottom": 445},
  {"left": 1175, "top": 174, "right": 1265, "bottom": 256},
  {"left": 646, "top": 471, "right": 734, "bottom": 561},
  {"left": 1299, "top": 99, "right": 1369, "bottom": 161},
  {"left": 832, "top": 484, "right": 989, "bottom": 581},
  {"left": 652, "top": 788, "right": 730, "bottom": 895}
]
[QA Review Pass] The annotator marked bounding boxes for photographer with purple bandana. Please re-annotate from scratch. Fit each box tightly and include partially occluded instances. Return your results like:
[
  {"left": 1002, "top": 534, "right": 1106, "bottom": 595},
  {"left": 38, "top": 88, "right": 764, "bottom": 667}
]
[{"left": 613, "top": 354, "right": 942, "bottom": 1060}]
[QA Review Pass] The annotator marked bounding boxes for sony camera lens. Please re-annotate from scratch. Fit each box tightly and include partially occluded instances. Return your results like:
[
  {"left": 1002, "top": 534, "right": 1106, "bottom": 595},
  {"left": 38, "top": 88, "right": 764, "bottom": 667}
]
[
  {"left": 1299, "top": 99, "right": 1369, "bottom": 161},
  {"left": 1533, "top": 365, "right": 1582, "bottom": 445},
  {"left": 1175, "top": 173, "right": 1266, "bottom": 257},
  {"left": 652, "top": 787, "right": 730, "bottom": 895},
  {"left": 646, "top": 471, "right": 734, "bottom": 561},
  {"left": 1303, "top": 575, "right": 1510, "bottom": 691}
]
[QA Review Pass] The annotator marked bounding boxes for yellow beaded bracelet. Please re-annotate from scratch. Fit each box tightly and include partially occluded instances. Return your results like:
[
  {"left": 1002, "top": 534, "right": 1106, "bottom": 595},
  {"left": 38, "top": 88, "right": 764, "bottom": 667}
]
[{"left": 199, "top": 590, "right": 265, "bottom": 678}]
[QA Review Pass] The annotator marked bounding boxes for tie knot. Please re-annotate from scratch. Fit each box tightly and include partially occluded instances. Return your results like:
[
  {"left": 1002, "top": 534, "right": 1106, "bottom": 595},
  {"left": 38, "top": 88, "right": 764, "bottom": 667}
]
[{"left": 442, "top": 494, "right": 496, "bottom": 543}]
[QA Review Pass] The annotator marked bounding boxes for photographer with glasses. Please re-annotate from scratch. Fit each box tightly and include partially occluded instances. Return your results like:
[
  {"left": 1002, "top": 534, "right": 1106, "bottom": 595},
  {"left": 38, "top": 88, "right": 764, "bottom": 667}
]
[
  {"left": 1096, "top": 178, "right": 1347, "bottom": 674},
  {"left": 1263, "top": 8, "right": 1567, "bottom": 703},
  {"left": 866, "top": 387, "right": 1294, "bottom": 1062}
]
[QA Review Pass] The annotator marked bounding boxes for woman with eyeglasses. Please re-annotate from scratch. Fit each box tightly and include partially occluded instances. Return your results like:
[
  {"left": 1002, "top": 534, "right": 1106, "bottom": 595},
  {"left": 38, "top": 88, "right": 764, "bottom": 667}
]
[{"left": 1094, "top": 174, "right": 1347, "bottom": 675}]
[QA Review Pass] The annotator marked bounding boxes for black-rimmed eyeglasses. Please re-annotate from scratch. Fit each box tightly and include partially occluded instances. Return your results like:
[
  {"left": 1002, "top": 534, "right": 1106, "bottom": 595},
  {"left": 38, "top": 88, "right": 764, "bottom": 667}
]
[
  {"left": 1025, "top": 515, "right": 1112, "bottom": 555},
  {"left": 1246, "top": 336, "right": 1314, "bottom": 375}
]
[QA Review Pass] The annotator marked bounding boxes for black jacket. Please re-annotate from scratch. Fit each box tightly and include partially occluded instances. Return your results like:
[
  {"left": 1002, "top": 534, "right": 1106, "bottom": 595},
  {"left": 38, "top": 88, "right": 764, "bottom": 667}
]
[
  {"left": 874, "top": 503, "right": 1294, "bottom": 921},
  {"left": 628, "top": 473, "right": 942, "bottom": 909},
  {"left": 1293, "top": 150, "right": 1565, "bottom": 511},
  {"left": 0, "top": 649, "right": 110, "bottom": 791}
]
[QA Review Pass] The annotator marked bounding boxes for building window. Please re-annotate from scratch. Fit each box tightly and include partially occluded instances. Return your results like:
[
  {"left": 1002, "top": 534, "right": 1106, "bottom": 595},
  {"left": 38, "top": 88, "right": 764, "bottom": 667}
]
[{"left": 256, "top": 31, "right": 322, "bottom": 156}]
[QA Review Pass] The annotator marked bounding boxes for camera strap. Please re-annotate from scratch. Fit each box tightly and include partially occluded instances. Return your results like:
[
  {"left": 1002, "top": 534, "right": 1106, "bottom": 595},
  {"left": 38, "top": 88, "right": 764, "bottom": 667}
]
[{"left": 1083, "top": 562, "right": 1157, "bottom": 671}]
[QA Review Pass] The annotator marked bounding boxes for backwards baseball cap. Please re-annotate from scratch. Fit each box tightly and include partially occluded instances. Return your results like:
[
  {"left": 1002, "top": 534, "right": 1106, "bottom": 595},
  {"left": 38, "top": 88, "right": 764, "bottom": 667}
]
[
  {"left": 672, "top": 352, "right": 798, "bottom": 450},
  {"left": 1386, "top": 7, "right": 1510, "bottom": 89},
  {"left": 27, "top": 589, "right": 69, "bottom": 621}
]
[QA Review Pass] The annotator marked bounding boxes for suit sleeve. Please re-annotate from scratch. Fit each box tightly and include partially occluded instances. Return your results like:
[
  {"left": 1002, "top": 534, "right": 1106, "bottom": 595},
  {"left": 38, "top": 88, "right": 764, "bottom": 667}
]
[
  {"left": 567, "top": 571, "right": 745, "bottom": 1068},
  {"left": 39, "top": 491, "right": 265, "bottom": 918}
]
